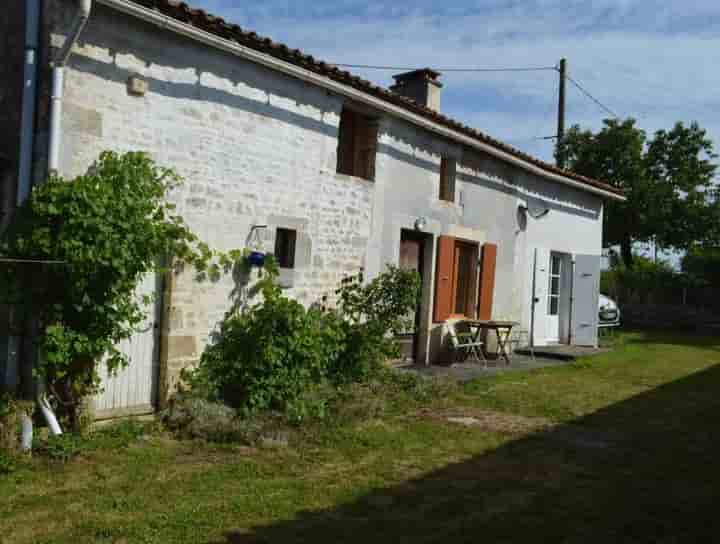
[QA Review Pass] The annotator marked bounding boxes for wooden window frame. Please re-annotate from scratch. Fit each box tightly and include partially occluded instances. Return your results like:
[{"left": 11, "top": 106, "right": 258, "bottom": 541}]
[
  {"left": 548, "top": 253, "right": 562, "bottom": 316},
  {"left": 449, "top": 240, "right": 478, "bottom": 319},
  {"left": 274, "top": 228, "right": 297, "bottom": 269},
  {"left": 337, "top": 107, "right": 378, "bottom": 181},
  {"left": 439, "top": 157, "right": 456, "bottom": 202}
]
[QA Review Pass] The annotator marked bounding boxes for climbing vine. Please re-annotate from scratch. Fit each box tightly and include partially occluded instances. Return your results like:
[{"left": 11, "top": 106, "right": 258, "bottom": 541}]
[{"left": 0, "top": 151, "right": 234, "bottom": 431}]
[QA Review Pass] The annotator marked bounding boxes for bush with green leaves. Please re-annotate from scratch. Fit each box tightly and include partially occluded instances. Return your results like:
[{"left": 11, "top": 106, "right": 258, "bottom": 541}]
[
  {"left": 34, "top": 433, "right": 84, "bottom": 463},
  {"left": 192, "top": 264, "right": 346, "bottom": 414},
  {"left": 330, "top": 266, "right": 421, "bottom": 382},
  {"left": 601, "top": 255, "right": 698, "bottom": 304},
  {"left": 0, "top": 151, "right": 229, "bottom": 431},
  {"left": 189, "top": 264, "right": 420, "bottom": 416}
]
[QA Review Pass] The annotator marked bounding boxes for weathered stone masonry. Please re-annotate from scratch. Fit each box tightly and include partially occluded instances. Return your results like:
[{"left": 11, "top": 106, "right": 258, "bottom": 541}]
[
  {"left": 33, "top": 1, "right": 608, "bottom": 408},
  {"left": 49, "top": 4, "right": 374, "bottom": 398}
]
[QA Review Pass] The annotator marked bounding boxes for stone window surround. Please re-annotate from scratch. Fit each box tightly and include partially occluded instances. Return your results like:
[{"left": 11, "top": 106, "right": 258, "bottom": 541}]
[{"left": 267, "top": 215, "right": 311, "bottom": 289}]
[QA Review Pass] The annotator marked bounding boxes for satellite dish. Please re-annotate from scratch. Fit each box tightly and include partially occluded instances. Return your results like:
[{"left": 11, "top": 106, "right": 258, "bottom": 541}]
[{"left": 520, "top": 197, "right": 550, "bottom": 220}]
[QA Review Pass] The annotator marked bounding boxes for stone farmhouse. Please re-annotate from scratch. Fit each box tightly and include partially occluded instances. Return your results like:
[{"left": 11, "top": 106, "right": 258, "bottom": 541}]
[{"left": 1, "top": 0, "right": 624, "bottom": 418}]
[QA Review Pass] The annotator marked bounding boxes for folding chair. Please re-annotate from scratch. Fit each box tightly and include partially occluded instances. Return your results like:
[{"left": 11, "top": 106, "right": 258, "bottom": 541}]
[
  {"left": 446, "top": 320, "right": 487, "bottom": 367},
  {"left": 509, "top": 328, "right": 535, "bottom": 362}
]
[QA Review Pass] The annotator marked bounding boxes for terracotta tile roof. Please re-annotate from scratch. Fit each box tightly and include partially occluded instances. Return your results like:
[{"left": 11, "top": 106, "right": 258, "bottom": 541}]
[{"left": 130, "top": 0, "right": 623, "bottom": 197}]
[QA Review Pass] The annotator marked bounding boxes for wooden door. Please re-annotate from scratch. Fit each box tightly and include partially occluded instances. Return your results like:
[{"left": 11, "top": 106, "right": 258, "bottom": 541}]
[
  {"left": 396, "top": 232, "right": 425, "bottom": 363},
  {"left": 93, "top": 273, "right": 161, "bottom": 419}
]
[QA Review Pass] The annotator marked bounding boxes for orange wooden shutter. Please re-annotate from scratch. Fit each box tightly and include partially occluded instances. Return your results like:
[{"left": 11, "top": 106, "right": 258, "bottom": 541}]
[
  {"left": 477, "top": 243, "right": 497, "bottom": 320},
  {"left": 360, "top": 118, "right": 379, "bottom": 181},
  {"left": 337, "top": 109, "right": 355, "bottom": 175},
  {"left": 466, "top": 244, "right": 480, "bottom": 318},
  {"left": 433, "top": 235, "right": 455, "bottom": 322}
]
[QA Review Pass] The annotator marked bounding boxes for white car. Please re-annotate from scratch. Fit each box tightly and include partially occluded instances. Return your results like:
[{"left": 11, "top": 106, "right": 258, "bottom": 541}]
[{"left": 598, "top": 294, "right": 621, "bottom": 327}]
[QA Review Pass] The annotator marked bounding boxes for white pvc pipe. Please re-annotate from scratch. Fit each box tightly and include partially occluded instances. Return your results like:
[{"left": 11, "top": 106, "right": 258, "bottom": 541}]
[
  {"left": 38, "top": 393, "right": 62, "bottom": 436},
  {"left": 97, "top": 0, "right": 624, "bottom": 202},
  {"left": 20, "top": 411, "right": 33, "bottom": 451},
  {"left": 55, "top": 0, "right": 93, "bottom": 66},
  {"left": 47, "top": 0, "right": 93, "bottom": 174},
  {"left": 47, "top": 67, "right": 65, "bottom": 174}
]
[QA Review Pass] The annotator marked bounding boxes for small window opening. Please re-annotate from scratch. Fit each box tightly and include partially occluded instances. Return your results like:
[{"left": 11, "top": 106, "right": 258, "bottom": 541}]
[
  {"left": 337, "top": 108, "right": 378, "bottom": 181},
  {"left": 275, "top": 228, "right": 297, "bottom": 269},
  {"left": 439, "top": 157, "right": 456, "bottom": 202}
]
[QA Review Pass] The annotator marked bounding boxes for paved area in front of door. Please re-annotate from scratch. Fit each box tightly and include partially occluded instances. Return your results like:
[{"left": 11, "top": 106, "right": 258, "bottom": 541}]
[{"left": 398, "top": 355, "right": 571, "bottom": 383}]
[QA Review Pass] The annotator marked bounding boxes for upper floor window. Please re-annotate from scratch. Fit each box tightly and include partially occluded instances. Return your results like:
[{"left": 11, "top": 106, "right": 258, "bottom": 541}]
[
  {"left": 337, "top": 108, "right": 378, "bottom": 181},
  {"left": 439, "top": 157, "right": 456, "bottom": 202}
]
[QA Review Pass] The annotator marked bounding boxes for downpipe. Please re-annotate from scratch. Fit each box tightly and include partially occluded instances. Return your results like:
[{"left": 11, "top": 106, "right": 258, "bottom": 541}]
[
  {"left": 15, "top": 0, "right": 42, "bottom": 454},
  {"left": 17, "top": 0, "right": 41, "bottom": 205},
  {"left": 47, "top": 0, "right": 92, "bottom": 173},
  {"left": 15, "top": 0, "right": 92, "bottom": 451}
]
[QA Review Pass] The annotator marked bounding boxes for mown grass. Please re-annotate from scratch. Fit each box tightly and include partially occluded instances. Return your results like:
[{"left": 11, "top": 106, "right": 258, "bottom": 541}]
[{"left": 1, "top": 330, "right": 719, "bottom": 543}]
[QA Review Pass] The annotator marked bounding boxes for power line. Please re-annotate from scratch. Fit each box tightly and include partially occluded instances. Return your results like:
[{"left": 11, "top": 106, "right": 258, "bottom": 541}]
[
  {"left": 329, "top": 63, "right": 558, "bottom": 73},
  {"left": 565, "top": 73, "right": 619, "bottom": 119}
]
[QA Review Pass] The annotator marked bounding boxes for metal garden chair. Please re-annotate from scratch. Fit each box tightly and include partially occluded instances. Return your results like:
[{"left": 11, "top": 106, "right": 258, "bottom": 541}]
[{"left": 446, "top": 319, "right": 487, "bottom": 367}]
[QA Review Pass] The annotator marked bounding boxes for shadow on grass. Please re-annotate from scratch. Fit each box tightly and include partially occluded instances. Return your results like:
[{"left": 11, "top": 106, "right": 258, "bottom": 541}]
[{"left": 210, "top": 362, "right": 720, "bottom": 543}]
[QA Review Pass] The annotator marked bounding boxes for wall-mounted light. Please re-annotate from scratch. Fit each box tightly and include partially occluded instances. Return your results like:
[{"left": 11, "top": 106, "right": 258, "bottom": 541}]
[{"left": 414, "top": 217, "right": 428, "bottom": 231}]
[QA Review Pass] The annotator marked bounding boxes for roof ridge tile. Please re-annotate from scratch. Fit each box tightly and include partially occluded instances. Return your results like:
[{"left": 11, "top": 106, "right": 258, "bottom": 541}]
[{"left": 123, "top": 0, "right": 621, "bottom": 196}]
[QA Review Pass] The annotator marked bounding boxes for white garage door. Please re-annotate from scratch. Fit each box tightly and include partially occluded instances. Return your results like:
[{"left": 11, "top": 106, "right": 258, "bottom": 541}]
[{"left": 93, "top": 273, "right": 161, "bottom": 419}]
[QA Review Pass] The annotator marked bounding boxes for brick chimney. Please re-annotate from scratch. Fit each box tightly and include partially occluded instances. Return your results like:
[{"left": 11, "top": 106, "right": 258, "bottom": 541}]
[{"left": 390, "top": 68, "right": 443, "bottom": 111}]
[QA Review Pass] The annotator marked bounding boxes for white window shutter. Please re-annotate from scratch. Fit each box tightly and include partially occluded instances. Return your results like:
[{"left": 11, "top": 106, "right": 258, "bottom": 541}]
[{"left": 570, "top": 254, "right": 601, "bottom": 347}]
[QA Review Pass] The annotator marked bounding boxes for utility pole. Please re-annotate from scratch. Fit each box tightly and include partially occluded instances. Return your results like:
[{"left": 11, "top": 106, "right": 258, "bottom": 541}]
[{"left": 556, "top": 58, "right": 567, "bottom": 169}]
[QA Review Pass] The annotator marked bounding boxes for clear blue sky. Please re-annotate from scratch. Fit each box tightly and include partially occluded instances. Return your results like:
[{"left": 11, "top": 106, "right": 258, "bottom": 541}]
[{"left": 192, "top": 0, "right": 720, "bottom": 166}]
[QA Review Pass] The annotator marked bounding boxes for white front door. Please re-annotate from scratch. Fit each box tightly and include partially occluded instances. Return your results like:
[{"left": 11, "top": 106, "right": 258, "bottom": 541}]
[
  {"left": 546, "top": 253, "right": 562, "bottom": 343},
  {"left": 93, "top": 273, "right": 161, "bottom": 419}
]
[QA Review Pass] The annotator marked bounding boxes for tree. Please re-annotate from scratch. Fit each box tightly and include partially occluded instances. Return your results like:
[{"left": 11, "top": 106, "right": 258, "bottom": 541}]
[
  {"left": 682, "top": 246, "right": 720, "bottom": 287},
  {"left": 561, "top": 119, "right": 719, "bottom": 268},
  {"left": 0, "top": 152, "right": 227, "bottom": 431}
]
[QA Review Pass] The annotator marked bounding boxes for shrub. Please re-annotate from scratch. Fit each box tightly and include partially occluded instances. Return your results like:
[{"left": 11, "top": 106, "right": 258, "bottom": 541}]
[
  {"left": 682, "top": 247, "right": 720, "bottom": 287},
  {"left": 194, "top": 268, "right": 346, "bottom": 413},
  {"left": 162, "top": 394, "right": 261, "bottom": 443},
  {"left": 0, "top": 151, "right": 229, "bottom": 431},
  {"left": 35, "top": 433, "right": 84, "bottom": 463},
  {"left": 329, "top": 266, "right": 421, "bottom": 383},
  {"left": 601, "top": 256, "right": 692, "bottom": 304},
  {"left": 188, "top": 264, "right": 420, "bottom": 416}
]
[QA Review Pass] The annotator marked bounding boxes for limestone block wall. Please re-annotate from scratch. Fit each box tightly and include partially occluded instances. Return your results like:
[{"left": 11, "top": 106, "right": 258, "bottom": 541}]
[
  {"left": 49, "top": 4, "right": 373, "bottom": 398},
  {"left": 44, "top": 1, "right": 605, "bottom": 393}
]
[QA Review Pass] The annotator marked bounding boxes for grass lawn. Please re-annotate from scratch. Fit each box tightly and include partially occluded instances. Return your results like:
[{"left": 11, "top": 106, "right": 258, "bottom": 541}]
[{"left": 2, "top": 330, "right": 720, "bottom": 543}]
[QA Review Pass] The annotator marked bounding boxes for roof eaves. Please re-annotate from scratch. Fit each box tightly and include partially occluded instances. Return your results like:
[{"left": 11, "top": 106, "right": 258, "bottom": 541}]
[{"left": 100, "top": 0, "right": 624, "bottom": 200}]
